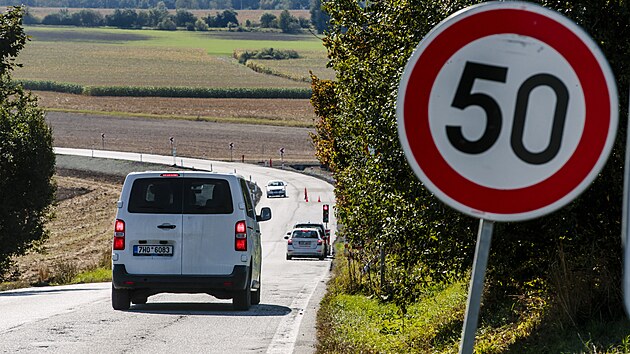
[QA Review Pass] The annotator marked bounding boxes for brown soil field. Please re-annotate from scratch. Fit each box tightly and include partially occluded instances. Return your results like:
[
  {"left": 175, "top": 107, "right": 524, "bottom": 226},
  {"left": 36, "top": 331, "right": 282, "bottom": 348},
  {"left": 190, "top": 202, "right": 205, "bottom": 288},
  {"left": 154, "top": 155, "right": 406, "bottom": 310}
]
[
  {"left": 36, "top": 91, "right": 317, "bottom": 125},
  {"left": 47, "top": 110, "right": 318, "bottom": 162}
]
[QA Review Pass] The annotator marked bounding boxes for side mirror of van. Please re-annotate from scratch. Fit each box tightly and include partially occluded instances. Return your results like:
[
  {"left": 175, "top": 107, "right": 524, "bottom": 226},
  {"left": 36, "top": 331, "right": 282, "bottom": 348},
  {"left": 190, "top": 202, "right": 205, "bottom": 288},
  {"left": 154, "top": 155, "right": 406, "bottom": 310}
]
[{"left": 257, "top": 207, "right": 272, "bottom": 222}]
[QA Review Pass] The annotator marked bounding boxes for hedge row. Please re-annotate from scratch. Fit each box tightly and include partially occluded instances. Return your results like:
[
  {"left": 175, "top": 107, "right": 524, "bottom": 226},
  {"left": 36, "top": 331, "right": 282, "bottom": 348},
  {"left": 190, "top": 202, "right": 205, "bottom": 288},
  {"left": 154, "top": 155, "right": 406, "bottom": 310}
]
[
  {"left": 16, "top": 80, "right": 83, "bottom": 94},
  {"left": 16, "top": 80, "right": 312, "bottom": 99},
  {"left": 246, "top": 60, "right": 310, "bottom": 83},
  {"left": 233, "top": 48, "right": 300, "bottom": 64}
]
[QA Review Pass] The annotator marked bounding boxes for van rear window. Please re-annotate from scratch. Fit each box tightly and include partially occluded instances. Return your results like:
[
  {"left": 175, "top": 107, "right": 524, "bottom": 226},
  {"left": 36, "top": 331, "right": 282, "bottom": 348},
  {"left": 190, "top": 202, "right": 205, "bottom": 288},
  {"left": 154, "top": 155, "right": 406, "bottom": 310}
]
[
  {"left": 128, "top": 178, "right": 233, "bottom": 214},
  {"left": 183, "top": 178, "right": 233, "bottom": 214}
]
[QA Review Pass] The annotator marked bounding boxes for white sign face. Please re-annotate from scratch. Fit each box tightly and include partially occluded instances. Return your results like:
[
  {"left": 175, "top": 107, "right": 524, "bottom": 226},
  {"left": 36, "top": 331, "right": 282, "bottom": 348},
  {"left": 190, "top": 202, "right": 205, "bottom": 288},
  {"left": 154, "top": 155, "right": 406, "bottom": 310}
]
[{"left": 397, "top": 2, "right": 618, "bottom": 221}]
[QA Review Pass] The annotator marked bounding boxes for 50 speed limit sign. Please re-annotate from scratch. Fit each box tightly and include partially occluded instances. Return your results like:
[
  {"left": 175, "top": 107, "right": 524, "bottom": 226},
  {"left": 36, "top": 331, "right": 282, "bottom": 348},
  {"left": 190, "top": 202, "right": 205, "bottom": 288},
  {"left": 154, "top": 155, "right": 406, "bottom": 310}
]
[{"left": 397, "top": 2, "right": 618, "bottom": 222}]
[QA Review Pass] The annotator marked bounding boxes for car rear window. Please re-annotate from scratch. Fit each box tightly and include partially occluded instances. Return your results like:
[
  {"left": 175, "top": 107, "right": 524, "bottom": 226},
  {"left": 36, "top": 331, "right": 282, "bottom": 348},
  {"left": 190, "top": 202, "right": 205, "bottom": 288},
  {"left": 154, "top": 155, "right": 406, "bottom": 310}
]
[
  {"left": 294, "top": 224, "right": 324, "bottom": 234},
  {"left": 292, "top": 230, "right": 319, "bottom": 239},
  {"left": 128, "top": 177, "right": 233, "bottom": 214}
]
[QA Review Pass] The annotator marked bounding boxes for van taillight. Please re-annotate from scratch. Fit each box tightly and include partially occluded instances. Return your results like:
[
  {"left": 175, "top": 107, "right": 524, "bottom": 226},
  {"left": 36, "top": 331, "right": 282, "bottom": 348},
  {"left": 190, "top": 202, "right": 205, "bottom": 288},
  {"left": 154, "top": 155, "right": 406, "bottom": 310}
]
[
  {"left": 287, "top": 239, "right": 292, "bottom": 245},
  {"left": 114, "top": 219, "right": 125, "bottom": 250},
  {"left": 317, "top": 239, "right": 323, "bottom": 245},
  {"left": 235, "top": 220, "right": 247, "bottom": 251}
]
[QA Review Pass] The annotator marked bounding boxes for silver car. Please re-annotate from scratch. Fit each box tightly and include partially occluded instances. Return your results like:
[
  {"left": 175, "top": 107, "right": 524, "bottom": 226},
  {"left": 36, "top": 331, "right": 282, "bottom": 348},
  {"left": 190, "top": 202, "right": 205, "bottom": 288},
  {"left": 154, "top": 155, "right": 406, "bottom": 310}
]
[{"left": 285, "top": 228, "right": 325, "bottom": 260}]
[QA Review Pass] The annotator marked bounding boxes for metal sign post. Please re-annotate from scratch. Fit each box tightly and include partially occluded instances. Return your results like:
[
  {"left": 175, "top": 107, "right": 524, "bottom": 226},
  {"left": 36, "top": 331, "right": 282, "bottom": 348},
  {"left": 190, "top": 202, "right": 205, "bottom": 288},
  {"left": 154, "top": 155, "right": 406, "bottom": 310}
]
[
  {"left": 460, "top": 219, "right": 494, "bottom": 354},
  {"left": 623, "top": 89, "right": 630, "bottom": 317}
]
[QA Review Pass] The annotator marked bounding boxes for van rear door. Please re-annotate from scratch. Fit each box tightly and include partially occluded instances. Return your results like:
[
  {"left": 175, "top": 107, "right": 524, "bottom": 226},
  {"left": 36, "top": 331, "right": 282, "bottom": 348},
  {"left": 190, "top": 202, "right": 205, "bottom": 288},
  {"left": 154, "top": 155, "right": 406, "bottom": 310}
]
[
  {"left": 181, "top": 177, "right": 238, "bottom": 275},
  {"left": 124, "top": 175, "right": 184, "bottom": 275}
]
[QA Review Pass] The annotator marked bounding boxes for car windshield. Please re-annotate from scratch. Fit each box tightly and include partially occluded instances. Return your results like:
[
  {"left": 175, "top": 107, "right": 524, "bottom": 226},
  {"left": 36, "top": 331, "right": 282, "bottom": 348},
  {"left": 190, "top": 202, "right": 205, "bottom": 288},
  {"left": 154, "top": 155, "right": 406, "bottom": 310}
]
[
  {"left": 268, "top": 181, "right": 284, "bottom": 186},
  {"left": 292, "top": 230, "right": 319, "bottom": 239}
]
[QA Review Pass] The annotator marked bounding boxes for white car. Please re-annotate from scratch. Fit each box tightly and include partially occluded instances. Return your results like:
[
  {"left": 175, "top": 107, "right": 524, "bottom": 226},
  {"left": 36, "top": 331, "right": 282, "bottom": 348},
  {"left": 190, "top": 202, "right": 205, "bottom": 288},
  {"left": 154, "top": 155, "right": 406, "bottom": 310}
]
[
  {"left": 284, "top": 228, "right": 325, "bottom": 260},
  {"left": 266, "top": 180, "right": 287, "bottom": 198},
  {"left": 111, "top": 171, "right": 271, "bottom": 311}
]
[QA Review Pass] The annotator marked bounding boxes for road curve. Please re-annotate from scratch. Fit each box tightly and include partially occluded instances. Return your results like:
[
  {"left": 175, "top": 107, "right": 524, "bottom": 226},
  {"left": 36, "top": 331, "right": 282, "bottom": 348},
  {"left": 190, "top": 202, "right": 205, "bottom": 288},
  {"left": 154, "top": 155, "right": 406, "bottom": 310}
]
[{"left": 0, "top": 148, "right": 336, "bottom": 353}]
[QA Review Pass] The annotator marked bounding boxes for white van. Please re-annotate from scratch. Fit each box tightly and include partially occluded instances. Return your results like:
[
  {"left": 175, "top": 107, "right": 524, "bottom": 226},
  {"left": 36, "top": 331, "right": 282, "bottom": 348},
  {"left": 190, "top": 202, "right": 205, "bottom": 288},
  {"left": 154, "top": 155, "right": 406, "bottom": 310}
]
[{"left": 111, "top": 171, "right": 271, "bottom": 311}]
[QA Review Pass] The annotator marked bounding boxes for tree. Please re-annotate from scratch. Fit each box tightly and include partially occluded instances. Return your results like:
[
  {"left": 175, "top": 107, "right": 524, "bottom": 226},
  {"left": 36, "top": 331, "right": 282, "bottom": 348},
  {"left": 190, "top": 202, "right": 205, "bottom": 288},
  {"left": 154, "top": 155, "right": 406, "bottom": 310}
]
[
  {"left": 278, "top": 9, "right": 299, "bottom": 33},
  {"left": 314, "top": 0, "right": 630, "bottom": 321},
  {"left": 106, "top": 8, "right": 139, "bottom": 28},
  {"left": 0, "top": 7, "right": 56, "bottom": 277},
  {"left": 309, "top": 0, "right": 328, "bottom": 34},
  {"left": 174, "top": 8, "right": 197, "bottom": 26},
  {"left": 259, "top": 12, "right": 276, "bottom": 27},
  {"left": 148, "top": 1, "right": 169, "bottom": 26},
  {"left": 194, "top": 17, "right": 208, "bottom": 30},
  {"left": 157, "top": 16, "right": 176, "bottom": 29}
]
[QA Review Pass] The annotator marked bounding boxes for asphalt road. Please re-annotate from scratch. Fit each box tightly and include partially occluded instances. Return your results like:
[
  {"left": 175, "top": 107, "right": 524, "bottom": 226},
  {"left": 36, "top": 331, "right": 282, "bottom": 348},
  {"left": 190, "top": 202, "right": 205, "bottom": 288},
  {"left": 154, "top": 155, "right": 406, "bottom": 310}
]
[{"left": 0, "top": 148, "right": 336, "bottom": 353}]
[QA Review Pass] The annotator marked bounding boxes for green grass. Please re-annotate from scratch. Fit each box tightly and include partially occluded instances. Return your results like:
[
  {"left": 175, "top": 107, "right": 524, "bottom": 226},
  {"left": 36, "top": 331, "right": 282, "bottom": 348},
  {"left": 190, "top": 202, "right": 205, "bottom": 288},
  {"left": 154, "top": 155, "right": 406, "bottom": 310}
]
[
  {"left": 70, "top": 267, "right": 111, "bottom": 284},
  {"left": 318, "top": 247, "right": 630, "bottom": 354},
  {"left": 247, "top": 50, "right": 335, "bottom": 82},
  {"left": 14, "top": 26, "right": 326, "bottom": 88},
  {"left": 25, "top": 26, "right": 326, "bottom": 54},
  {"left": 319, "top": 281, "right": 467, "bottom": 353}
]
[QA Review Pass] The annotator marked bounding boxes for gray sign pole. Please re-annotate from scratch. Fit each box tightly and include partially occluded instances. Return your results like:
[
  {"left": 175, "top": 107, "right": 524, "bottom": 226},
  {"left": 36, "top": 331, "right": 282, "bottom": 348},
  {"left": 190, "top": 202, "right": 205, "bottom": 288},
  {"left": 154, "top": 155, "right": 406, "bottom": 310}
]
[
  {"left": 623, "top": 89, "right": 630, "bottom": 317},
  {"left": 459, "top": 219, "right": 494, "bottom": 354}
]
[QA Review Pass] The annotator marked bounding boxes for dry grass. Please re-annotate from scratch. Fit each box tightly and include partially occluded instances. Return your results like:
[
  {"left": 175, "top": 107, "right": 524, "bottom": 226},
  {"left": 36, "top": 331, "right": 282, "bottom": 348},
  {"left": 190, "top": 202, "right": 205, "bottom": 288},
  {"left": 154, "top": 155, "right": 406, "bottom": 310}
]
[
  {"left": 35, "top": 91, "right": 317, "bottom": 124},
  {"left": 10, "top": 175, "right": 120, "bottom": 285},
  {"left": 15, "top": 42, "right": 309, "bottom": 88}
]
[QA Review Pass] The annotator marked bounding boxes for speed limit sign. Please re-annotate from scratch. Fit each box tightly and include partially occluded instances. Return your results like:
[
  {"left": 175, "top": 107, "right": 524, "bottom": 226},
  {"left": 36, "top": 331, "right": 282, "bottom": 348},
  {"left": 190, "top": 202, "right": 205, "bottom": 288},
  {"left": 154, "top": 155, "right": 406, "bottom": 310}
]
[{"left": 397, "top": 2, "right": 618, "bottom": 222}]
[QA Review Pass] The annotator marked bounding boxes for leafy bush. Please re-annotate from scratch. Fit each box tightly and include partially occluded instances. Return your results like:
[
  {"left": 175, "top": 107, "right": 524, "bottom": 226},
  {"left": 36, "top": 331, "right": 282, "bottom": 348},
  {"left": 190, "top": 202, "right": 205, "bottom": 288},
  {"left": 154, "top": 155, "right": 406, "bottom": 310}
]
[{"left": 234, "top": 48, "right": 300, "bottom": 64}]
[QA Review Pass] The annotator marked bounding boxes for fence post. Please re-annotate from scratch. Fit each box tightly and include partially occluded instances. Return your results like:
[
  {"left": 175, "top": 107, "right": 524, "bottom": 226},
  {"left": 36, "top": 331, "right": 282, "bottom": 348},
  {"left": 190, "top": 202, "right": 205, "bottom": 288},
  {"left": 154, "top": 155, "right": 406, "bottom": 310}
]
[{"left": 380, "top": 245, "right": 386, "bottom": 293}]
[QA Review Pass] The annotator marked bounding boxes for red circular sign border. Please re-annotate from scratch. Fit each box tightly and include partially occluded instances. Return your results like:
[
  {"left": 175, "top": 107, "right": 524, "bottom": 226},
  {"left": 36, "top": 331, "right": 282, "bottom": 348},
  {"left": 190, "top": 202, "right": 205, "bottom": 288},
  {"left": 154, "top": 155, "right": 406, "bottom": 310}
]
[{"left": 401, "top": 6, "right": 614, "bottom": 217}]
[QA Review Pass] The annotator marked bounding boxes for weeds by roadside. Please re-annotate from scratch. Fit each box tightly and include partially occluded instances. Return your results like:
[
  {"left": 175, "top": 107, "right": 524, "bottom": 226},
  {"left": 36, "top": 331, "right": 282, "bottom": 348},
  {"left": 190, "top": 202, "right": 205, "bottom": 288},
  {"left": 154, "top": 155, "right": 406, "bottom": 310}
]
[{"left": 317, "top": 244, "right": 630, "bottom": 353}]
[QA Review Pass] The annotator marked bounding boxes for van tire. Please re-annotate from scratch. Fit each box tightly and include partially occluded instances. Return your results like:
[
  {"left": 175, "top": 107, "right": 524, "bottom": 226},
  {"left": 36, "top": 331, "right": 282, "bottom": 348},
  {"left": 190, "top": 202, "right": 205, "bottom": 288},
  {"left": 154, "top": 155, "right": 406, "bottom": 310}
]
[
  {"left": 112, "top": 286, "right": 131, "bottom": 310},
  {"left": 233, "top": 270, "right": 251, "bottom": 311}
]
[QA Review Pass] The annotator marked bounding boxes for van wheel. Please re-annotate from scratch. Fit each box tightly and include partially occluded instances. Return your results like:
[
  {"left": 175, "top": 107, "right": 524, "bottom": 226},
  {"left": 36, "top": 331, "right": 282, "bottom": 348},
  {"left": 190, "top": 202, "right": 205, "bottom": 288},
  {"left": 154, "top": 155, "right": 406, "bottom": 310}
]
[
  {"left": 233, "top": 270, "right": 251, "bottom": 311},
  {"left": 112, "top": 286, "right": 130, "bottom": 310},
  {"left": 251, "top": 283, "right": 261, "bottom": 305},
  {"left": 286, "top": 254, "right": 292, "bottom": 260},
  {"left": 319, "top": 255, "right": 325, "bottom": 260}
]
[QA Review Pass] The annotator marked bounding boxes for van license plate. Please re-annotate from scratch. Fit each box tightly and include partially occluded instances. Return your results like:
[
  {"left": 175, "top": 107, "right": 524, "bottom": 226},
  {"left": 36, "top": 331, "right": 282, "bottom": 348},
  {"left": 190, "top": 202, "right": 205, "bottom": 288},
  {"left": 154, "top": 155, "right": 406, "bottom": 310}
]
[
  {"left": 133, "top": 245, "right": 173, "bottom": 256},
  {"left": 298, "top": 241, "right": 310, "bottom": 246}
]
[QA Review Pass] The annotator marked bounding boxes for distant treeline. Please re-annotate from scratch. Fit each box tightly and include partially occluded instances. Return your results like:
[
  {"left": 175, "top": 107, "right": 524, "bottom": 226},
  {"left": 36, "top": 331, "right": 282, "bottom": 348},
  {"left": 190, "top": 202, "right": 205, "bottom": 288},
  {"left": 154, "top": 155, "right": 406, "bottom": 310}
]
[
  {"left": 16, "top": 79, "right": 312, "bottom": 98},
  {"left": 23, "top": 6, "right": 311, "bottom": 32},
  {"left": 0, "top": 0, "right": 309, "bottom": 10}
]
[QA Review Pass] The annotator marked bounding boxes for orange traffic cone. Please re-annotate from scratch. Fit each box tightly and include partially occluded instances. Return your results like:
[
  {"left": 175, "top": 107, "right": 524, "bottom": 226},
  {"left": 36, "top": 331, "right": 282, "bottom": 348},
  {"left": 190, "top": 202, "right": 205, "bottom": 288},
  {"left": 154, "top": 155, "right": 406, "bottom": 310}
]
[
  {"left": 305, "top": 188, "right": 309, "bottom": 202},
  {"left": 318, "top": 196, "right": 321, "bottom": 202}
]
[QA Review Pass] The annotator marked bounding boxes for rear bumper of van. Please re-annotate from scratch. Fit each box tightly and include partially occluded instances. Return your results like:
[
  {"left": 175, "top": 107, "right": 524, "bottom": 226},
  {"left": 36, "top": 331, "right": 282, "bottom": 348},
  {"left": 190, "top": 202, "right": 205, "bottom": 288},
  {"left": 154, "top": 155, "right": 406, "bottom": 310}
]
[{"left": 112, "top": 264, "right": 249, "bottom": 292}]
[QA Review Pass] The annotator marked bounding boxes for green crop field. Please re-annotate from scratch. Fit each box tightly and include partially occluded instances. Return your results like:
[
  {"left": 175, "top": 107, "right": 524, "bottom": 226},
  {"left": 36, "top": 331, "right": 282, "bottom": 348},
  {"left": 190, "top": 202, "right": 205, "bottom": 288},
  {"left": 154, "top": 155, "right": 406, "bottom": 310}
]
[
  {"left": 247, "top": 51, "right": 335, "bottom": 82},
  {"left": 14, "top": 26, "right": 327, "bottom": 88}
]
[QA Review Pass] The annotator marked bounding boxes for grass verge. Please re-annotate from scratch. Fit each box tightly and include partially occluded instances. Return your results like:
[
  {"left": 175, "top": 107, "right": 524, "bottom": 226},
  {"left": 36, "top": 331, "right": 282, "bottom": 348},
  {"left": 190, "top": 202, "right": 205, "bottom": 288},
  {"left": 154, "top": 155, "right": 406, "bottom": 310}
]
[{"left": 318, "top": 246, "right": 630, "bottom": 353}]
